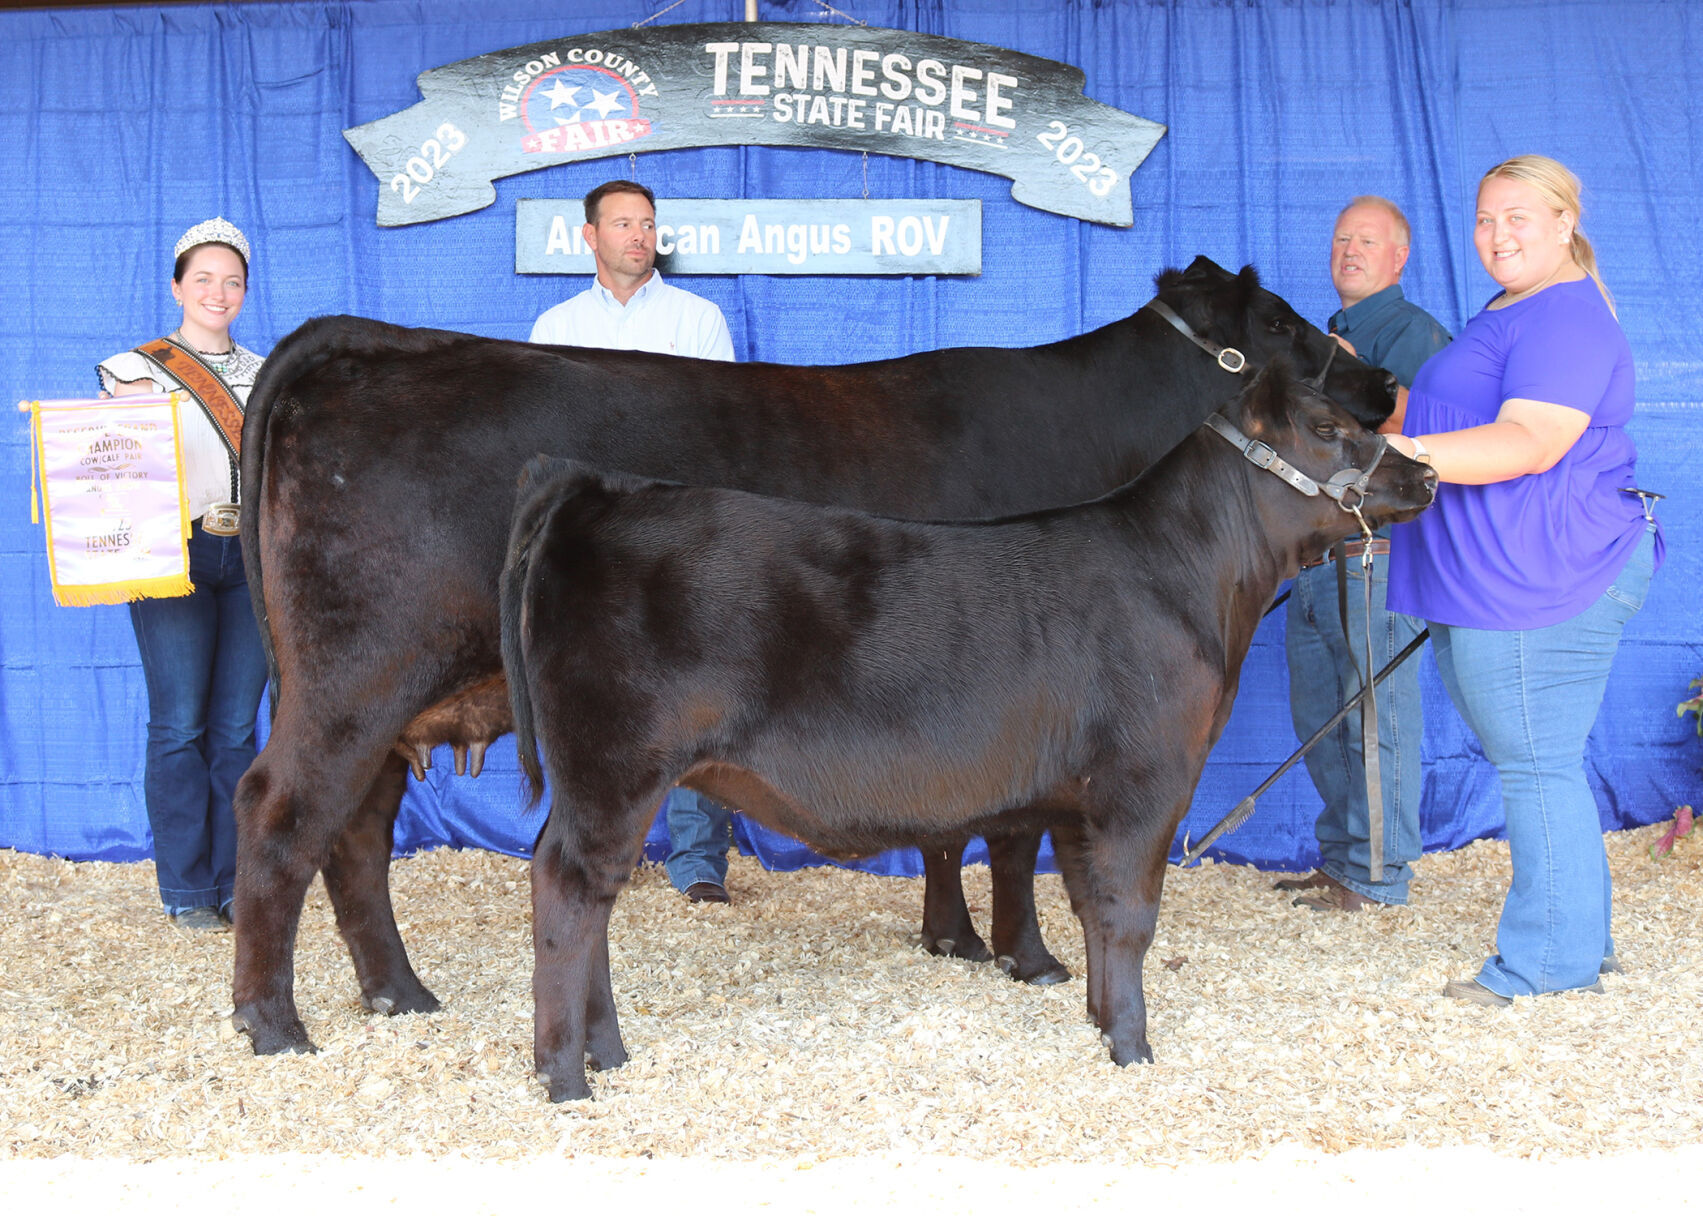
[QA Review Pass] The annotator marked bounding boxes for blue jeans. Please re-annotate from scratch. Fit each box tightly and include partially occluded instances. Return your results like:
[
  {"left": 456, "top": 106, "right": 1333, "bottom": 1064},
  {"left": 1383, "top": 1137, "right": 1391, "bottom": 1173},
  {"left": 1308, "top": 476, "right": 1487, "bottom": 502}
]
[
  {"left": 663, "top": 788, "right": 734, "bottom": 891},
  {"left": 128, "top": 521, "right": 268, "bottom": 914},
  {"left": 1429, "top": 525, "right": 1655, "bottom": 997},
  {"left": 1286, "top": 547, "right": 1425, "bottom": 903}
]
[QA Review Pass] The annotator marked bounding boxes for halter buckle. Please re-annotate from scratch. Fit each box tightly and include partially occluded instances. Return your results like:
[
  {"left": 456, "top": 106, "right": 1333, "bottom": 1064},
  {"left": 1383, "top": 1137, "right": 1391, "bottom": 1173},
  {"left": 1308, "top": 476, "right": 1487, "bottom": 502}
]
[{"left": 1217, "top": 348, "right": 1247, "bottom": 374}]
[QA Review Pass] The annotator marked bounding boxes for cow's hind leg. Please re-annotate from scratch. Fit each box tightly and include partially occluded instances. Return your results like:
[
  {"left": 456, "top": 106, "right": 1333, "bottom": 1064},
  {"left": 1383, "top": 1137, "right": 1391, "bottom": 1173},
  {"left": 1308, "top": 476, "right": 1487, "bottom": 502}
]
[
  {"left": 918, "top": 839, "right": 992, "bottom": 962},
  {"left": 320, "top": 751, "right": 440, "bottom": 1017},
  {"left": 231, "top": 734, "right": 386, "bottom": 1054},
  {"left": 988, "top": 830, "right": 1069, "bottom": 985}
]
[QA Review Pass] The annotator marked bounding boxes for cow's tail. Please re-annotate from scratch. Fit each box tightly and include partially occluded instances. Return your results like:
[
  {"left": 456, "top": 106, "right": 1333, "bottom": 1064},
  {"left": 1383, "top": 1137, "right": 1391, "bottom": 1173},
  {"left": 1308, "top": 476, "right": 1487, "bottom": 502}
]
[
  {"left": 499, "top": 457, "right": 580, "bottom": 808},
  {"left": 243, "top": 316, "right": 468, "bottom": 721}
]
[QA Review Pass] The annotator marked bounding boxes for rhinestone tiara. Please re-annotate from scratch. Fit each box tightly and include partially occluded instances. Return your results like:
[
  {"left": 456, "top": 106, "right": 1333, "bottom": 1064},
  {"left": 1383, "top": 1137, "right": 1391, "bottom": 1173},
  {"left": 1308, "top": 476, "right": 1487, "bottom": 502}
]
[{"left": 174, "top": 216, "right": 251, "bottom": 263}]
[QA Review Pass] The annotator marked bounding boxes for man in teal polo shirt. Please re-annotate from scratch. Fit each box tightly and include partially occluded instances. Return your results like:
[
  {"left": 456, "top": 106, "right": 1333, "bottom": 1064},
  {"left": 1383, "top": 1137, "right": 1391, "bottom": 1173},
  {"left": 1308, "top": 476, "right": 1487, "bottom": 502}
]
[{"left": 1281, "top": 196, "right": 1451, "bottom": 912}]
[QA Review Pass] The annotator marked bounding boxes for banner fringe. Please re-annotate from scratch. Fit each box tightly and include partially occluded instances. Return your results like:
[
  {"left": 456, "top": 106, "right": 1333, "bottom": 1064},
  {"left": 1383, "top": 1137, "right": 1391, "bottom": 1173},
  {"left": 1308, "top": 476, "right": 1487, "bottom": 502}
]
[{"left": 50, "top": 573, "right": 195, "bottom": 607}]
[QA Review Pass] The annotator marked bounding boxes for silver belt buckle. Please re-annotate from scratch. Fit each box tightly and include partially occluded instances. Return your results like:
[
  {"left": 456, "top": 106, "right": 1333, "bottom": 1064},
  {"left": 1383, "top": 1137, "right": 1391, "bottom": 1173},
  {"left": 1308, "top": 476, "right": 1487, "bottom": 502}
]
[{"left": 202, "top": 502, "right": 241, "bottom": 536}]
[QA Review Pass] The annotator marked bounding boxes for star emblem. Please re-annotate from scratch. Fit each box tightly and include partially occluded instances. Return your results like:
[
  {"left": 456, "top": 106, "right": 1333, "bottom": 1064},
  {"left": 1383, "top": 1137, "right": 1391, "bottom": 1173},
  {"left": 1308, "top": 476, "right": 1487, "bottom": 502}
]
[
  {"left": 584, "top": 88, "right": 626, "bottom": 120},
  {"left": 543, "top": 79, "right": 581, "bottom": 111}
]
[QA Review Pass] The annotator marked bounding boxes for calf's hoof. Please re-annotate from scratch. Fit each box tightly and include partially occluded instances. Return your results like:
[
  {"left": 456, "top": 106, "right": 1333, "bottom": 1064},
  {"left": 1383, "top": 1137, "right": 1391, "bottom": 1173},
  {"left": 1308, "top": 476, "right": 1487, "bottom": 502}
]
[
  {"left": 584, "top": 1041, "right": 629, "bottom": 1074},
  {"left": 231, "top": 1009, "right": 317, "bottom": 1056},
  {"left": 996, "top": 952, "right": 1072, "bottom": 986},
  {"left": 538, "top": 1070, "right": 592, "bottom": 1103},
  {"left": 360, "top": 981, "right": 442, "bottom": 1017},
  {"left": 1101, "top": 1030, "right": 1155, "bottom": 1067},
  {"left": 921, "top": 932, "right": 993, "bottom": 963}
]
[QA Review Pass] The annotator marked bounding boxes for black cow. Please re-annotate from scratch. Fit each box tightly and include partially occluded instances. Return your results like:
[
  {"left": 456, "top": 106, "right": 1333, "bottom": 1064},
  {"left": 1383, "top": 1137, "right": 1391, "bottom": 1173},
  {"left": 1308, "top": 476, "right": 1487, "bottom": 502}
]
[
  {"left": 230, "top": 258, "right": 1396, "bottom": 1058},
  {"left": 500, "top": 364, "right": 1436, "bottom": 1101}
]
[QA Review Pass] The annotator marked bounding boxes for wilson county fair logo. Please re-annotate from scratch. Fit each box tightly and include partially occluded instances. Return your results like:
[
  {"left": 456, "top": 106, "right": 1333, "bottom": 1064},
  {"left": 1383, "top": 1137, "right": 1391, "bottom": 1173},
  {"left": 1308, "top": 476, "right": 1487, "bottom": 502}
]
[{"left": 501, "top": 49, "right": 658, "bottom": 156}]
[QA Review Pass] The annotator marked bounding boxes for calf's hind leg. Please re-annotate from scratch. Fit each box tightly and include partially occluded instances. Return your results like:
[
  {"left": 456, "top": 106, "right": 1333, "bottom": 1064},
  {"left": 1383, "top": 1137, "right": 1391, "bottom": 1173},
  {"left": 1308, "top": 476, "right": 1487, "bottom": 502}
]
[
  {"left": 320, "top": 751, "right": 441, "bottom": 1017},
  {"left": 530, "top": 807, "right": 640, "bottom": 1102}
]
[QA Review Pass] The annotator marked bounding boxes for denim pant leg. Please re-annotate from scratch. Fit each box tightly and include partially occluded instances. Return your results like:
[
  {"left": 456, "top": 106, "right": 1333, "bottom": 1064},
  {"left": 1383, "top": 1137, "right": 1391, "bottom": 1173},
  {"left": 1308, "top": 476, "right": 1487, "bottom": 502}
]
[
  {"left": 1428, "top": 527, "right": 1654, "bottom": 996},
  {"left": 663, "top": 787, "right": 734, "bottom": 891},
  {"left": 202, "top": 534, "right": 268, "bottom": 910},
  {"left": 129, "top": 524, "right": 267, "bottom": 913},
  {"left": 1285, "top": 555, "right": 1425, "bottom": 902}
]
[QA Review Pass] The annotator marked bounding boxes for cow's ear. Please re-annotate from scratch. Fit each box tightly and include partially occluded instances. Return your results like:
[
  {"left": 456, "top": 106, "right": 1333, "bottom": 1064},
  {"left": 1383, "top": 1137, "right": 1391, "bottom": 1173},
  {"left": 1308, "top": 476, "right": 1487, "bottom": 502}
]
[
  {"left": 1155, "top": 267, "right": 1183, "bottom": 294},
  {"left": 1235, "top": 264, "right": 1262, "bottom": 303}
]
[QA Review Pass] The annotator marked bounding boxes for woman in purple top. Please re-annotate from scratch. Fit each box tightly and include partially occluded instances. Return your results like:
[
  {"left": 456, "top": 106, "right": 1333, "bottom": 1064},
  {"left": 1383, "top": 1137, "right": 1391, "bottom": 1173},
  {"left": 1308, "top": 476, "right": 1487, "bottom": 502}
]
[{"left": 1385, "top": 155, "right": 1662, "bottom": 1005}]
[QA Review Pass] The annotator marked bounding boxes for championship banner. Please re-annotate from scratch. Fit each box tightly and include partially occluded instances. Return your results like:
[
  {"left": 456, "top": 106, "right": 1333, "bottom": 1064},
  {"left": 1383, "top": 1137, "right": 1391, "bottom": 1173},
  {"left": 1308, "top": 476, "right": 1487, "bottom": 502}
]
[
  {"left": 344, "top": 22, "right": 1166, "bottom": 228},
  {"left": 20, "top": 394, "right": 194, "bottom": 606}
]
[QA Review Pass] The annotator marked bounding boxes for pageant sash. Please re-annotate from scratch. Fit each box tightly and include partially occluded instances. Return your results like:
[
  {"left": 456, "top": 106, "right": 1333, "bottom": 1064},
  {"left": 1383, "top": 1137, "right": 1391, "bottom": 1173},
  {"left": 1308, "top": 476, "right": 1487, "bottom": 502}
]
[
  {"left": 20, "top": 394, "right": 194, "bottom": 606},
  {"left": 134, "top": 337, "right": 243, "bottom": 459}
]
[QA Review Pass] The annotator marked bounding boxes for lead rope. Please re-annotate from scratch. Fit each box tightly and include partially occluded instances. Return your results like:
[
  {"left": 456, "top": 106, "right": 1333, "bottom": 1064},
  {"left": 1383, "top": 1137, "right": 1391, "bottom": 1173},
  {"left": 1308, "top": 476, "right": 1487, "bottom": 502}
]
[{"left": 1336, "top": 523, "right": 1385, "bottom": 885}]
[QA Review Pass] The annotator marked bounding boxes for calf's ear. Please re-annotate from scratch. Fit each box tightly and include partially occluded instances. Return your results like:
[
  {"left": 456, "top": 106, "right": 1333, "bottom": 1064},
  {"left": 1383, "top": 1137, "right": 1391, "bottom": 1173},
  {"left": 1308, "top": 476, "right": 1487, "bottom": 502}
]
[{"left": 1246, "top": 358, "right": 1295, "bottom": 426}]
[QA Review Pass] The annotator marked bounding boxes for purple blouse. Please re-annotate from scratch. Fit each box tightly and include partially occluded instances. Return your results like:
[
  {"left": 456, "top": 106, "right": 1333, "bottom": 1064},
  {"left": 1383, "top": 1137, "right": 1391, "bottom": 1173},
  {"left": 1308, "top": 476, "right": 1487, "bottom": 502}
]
[{"left": 1387, "top": 277, "right": 1660, "bottom": 630}]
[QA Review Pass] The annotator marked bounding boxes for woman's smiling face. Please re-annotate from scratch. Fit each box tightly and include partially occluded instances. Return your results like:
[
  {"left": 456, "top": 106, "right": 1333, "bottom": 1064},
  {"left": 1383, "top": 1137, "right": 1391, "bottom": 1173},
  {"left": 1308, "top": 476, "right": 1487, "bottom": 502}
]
[
  {"left": 1474, "top": 174, "right": 1574, "bottom": 299},
  {"left": 173, "top": 244, "right": 247, "bottom": 339}
]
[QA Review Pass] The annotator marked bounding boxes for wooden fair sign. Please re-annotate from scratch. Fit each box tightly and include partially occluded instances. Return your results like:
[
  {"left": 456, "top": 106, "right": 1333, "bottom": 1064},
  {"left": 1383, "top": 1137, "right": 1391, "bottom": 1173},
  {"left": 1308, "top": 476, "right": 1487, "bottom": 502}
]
[{"left": 343, "top": 22, "right": 1166, "bottom": 228}]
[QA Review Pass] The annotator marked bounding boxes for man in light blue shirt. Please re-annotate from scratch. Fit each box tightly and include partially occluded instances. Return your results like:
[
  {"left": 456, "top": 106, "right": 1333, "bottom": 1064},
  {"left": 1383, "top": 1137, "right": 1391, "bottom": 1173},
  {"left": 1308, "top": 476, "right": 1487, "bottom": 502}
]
[
  {"left": 530, "top": 179, "right": 738, "bottom": 904},
  {"left": 529, "top": 180, "right": 733, "bottom": 359}
]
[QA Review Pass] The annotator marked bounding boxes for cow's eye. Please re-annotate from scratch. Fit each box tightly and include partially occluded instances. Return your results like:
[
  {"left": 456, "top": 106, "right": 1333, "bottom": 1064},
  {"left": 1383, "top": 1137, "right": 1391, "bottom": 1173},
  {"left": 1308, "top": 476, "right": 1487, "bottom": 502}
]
[
  {"left": 1313, "top": 422, "right": 1340, "bottom": 440},
  {"left": 1266, "top": 317, "right": 1291, "bottom": 335}
]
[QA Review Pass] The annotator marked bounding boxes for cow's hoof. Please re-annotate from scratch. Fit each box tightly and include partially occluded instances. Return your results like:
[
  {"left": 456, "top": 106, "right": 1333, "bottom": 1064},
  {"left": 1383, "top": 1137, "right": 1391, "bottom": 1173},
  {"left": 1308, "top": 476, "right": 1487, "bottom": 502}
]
[
  {"left": 921, "top": 933, "right": 993, "bottom": 963},
  {"left": 360, "top": 982, "right": 441, "bottom": 1017},
  {"left": 538, "top": 1070, "right": 591, "bottom": 1102},
  {"left": 996, "top": 953, "right": 1072, "bottom": 986},
  {"left": 232, "top": 1010, "right": 317, "bottom": 1056}
]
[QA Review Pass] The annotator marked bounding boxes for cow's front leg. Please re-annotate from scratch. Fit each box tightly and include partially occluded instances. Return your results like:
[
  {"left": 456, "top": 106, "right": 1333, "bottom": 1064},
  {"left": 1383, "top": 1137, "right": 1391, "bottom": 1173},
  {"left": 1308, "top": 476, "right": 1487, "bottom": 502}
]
[
  {"left": 320, "top": 751, "right": 440, "bottom": 1017},
  {"left": 531, "top": 810, "right": 634, "bottom": 1103},
  {"left": 918, "top": 838, "right": 992, "bottom": 961},
  {"left": 988, "top": 830, "right": 1069, "bottom": 985}
]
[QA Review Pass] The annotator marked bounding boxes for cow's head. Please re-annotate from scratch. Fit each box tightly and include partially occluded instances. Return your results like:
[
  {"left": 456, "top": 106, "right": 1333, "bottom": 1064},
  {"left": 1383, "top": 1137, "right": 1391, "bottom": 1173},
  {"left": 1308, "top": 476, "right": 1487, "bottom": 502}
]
[
  {"left": 1154, "top": 256, "right": 1397, "bottom": 430},
  {"left": 1215, "top": 361, "right": 1435, "bottom": 559}
]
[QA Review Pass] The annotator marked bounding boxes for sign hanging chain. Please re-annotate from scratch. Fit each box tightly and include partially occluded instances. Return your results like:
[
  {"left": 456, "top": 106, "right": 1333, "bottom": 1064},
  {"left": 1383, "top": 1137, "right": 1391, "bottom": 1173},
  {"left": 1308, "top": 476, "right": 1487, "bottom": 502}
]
[
  {"left": 811, "top": 0, "right": 868, "bottom": 25},
  {"left": 632, "top": 0, "right": 690, "bottom": 28}
]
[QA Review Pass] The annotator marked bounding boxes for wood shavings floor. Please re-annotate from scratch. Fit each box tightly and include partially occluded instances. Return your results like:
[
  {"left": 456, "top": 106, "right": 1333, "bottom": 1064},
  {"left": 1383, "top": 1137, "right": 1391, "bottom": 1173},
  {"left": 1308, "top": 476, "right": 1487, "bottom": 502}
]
[{"left": 3, "top": 822, "right": 1698, "bottom": 1207}]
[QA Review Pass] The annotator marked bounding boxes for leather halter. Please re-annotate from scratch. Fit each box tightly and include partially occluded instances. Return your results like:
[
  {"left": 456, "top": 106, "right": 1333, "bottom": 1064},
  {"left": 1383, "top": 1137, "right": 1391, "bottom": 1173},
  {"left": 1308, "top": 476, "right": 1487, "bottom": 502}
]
[
  {"left": 1142, "top": 299, "right": 1247, "bottom": 373},
  {"left": 1144, "top": 298, "right": 1344, "bottom": 392},
  {"left": 1203, "top": 412, "right": 1388, "bottom": 513}
]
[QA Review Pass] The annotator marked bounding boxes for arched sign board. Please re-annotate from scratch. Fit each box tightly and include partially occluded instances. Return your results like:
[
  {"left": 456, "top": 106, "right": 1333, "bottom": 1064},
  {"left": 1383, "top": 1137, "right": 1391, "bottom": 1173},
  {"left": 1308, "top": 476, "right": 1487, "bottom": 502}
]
[{"left": 344, "top": 22, "right": 1166, "bottom": 230}]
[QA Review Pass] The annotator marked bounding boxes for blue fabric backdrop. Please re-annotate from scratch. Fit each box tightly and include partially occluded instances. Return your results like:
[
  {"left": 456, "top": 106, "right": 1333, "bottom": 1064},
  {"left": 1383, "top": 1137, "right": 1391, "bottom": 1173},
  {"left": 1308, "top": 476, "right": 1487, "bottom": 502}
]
[{"left": 3, "top": 0, "right": 1699, "bottom": 876}]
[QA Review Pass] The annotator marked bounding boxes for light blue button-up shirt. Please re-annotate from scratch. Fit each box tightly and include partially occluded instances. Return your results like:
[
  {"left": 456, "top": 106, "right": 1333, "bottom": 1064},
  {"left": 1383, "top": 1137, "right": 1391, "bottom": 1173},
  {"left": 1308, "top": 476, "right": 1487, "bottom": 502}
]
[{"left": 529, "top": 271, "right": 734, "bottom": 361}]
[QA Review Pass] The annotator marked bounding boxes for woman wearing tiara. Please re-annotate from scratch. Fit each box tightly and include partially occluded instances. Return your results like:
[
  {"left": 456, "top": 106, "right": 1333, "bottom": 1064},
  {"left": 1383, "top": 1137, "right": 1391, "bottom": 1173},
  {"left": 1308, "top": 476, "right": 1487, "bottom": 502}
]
[{"left": 99, "top": 218, "right": 268, "bottom": 931}]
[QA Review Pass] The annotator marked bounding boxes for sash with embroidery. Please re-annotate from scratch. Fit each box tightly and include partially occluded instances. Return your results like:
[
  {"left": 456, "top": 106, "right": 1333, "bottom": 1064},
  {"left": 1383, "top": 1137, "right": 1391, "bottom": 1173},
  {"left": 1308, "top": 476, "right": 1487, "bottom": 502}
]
[{"left": 135, "top": 336, "right": 244, "bottom": 502}]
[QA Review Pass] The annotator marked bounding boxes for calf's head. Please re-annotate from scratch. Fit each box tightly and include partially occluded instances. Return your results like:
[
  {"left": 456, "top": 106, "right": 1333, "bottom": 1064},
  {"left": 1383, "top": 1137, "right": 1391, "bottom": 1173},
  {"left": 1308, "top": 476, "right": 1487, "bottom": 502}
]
[
  {"left": 1214, "top": 361, "right": 1436, "bottom": 559},
  {"left": 1155, "top": 255, "right": 1398, "bottom": 430}
]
